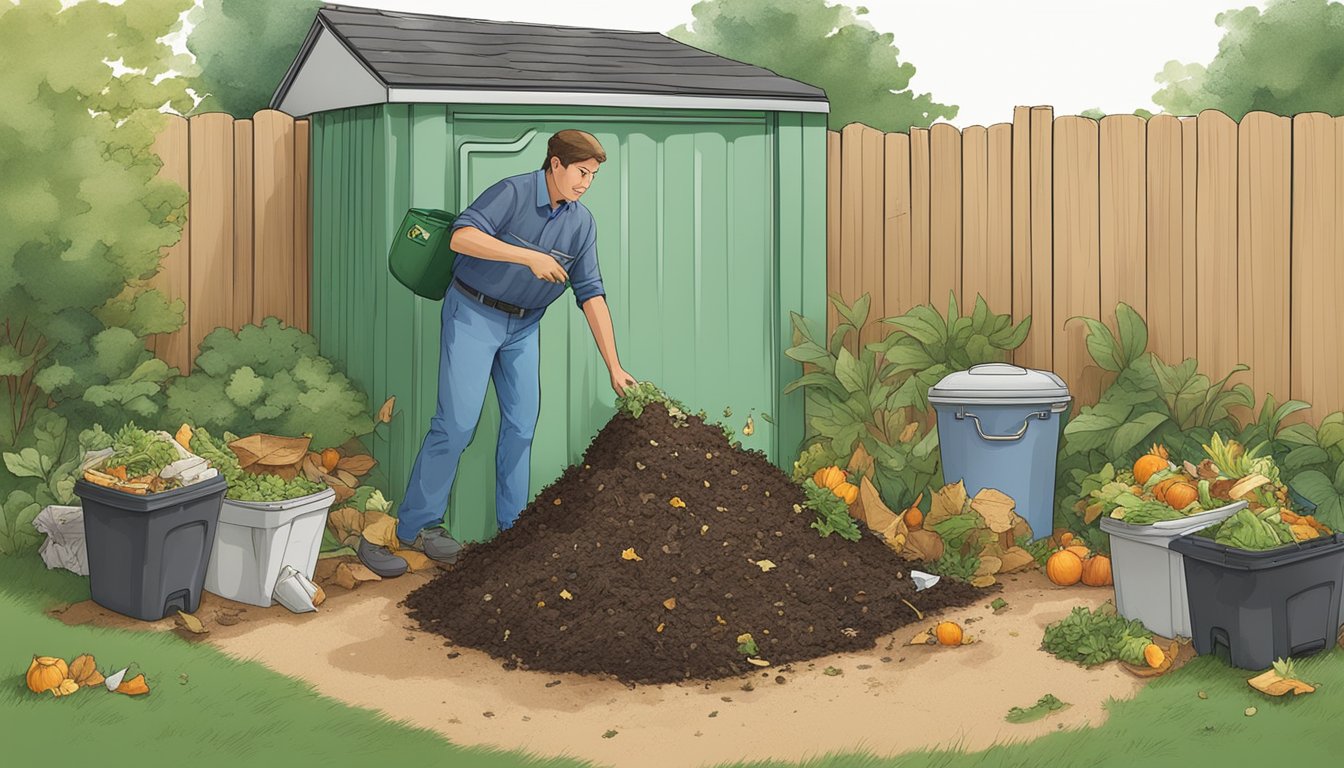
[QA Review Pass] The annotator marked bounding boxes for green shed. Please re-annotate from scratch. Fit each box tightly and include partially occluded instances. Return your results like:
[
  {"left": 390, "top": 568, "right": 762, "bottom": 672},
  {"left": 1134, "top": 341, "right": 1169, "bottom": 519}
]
[{"left": 271, "top": 5, "right": 829, "bottom": 542}]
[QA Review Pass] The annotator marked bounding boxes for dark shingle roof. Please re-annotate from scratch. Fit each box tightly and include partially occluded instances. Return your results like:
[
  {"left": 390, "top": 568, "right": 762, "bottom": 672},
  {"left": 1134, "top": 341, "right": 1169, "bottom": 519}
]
[{"left": 310, "top": 4, "right": 826, "bottom": 102}]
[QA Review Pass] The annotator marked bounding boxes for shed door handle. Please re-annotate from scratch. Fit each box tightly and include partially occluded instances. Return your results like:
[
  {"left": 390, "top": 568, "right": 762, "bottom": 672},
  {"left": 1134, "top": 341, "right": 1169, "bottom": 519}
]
[{"left": 956, "top": 409, "right": 1051, "bottom": 442}]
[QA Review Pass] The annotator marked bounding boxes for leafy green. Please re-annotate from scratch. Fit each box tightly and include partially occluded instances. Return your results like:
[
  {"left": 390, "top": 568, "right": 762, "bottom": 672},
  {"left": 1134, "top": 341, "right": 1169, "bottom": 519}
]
[
  {"left": 1042, "top": 605, "right": 1153, "bottom": 667},
  {"left": 927, "top": 549, "right": 980, "bottom": 582},
  {"left": 803, "top": 479, "right": 862, "bottom": 542},
  {"left": 1272, "top": 657, "right": 1299, "bottom": 680},
  {"left": 192, "top": 427, "right": 324, "bottom": 502},
  {"left": 104, "top": 423, "right": 180, "bottom": 478},
  {"left": 1211, "top": 508, "right": 1294, "bottom": 551},
  {"left": 791, "top": 442, "right": 840, "bottom": 485},
  {"left": 736, "top": 635, "right": 759, "bottom": 656},
  {"left": 1005, "top": 694, "right": 1067, "bottom": 724},
  {"left": 929, "top": 514, "right": 985, "bottom": 552}
]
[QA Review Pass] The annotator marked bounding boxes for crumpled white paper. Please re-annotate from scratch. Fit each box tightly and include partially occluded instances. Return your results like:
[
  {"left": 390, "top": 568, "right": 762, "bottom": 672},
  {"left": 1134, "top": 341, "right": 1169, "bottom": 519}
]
[{"left": 32, "top": 505, "right": 88, "bottom": 576}]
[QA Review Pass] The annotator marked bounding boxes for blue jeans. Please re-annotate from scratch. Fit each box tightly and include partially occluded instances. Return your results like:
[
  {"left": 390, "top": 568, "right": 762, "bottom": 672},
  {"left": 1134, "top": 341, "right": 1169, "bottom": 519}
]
[{"left": 397, "top": 283, "right": 543, "bottom": 541}]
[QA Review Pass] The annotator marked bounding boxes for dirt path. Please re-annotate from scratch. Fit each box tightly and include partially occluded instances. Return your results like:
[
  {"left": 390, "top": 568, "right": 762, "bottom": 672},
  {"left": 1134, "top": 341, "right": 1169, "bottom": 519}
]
[{"left": 53, "top": 569, "right": 1144, "bottom": 768}]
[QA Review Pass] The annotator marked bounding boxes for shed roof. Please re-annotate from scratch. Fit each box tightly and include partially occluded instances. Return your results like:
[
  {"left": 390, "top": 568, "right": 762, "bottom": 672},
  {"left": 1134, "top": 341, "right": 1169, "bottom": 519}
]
[{"left": 271, "top": 5, "right": 828, "bottom": 116}]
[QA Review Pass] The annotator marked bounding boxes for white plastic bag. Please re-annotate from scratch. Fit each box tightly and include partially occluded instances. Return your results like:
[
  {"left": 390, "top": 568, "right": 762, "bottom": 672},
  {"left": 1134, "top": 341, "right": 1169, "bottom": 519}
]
[{"left": 32, "top": 505, "right": 88, "bottom": 576}]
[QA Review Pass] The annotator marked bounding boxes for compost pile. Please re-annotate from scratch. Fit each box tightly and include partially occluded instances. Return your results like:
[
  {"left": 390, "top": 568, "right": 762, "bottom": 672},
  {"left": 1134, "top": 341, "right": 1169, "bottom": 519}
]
[{"left": 405, "top": 400, "right": 982, "bottom": 684}]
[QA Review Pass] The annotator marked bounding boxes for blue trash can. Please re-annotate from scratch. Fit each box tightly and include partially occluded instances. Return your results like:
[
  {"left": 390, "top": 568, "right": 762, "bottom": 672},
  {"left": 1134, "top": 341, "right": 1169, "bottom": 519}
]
[{"left": 928, "top": 363, "right": 1071, "bottom": 540}]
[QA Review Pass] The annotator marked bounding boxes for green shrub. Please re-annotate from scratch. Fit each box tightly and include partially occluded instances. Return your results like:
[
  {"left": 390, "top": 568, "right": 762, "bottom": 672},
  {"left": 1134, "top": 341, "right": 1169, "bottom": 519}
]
[{"left": 164, "top": 319, "right": 375, "bottom": 450}]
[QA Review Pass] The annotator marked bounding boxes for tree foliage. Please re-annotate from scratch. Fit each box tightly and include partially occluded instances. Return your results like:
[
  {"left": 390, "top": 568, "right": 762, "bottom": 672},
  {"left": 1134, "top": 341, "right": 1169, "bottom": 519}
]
[
  {"left": 0, "top": 0, "right": 196, "bottom": 451},
  {"left": 1153, "top": 0, "right": 1344, "bottom": 119},
  {"left": 187, "top": 0, "right": 322, "bottom": 117},
  {"left": 669, "top": 0, "right": 956, "bottom": 131}
]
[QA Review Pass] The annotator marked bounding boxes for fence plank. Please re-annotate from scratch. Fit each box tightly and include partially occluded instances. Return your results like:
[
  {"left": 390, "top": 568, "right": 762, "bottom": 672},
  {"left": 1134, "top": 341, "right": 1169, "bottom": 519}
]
[
  {"left": 1146, "top": 115, "right": 1184, "bottom": 366},
  {"left": 232, "top": 119, "right": 254, "bottom": 334},
  {"left": 1026, "top": 107, "right": 1055, "bottom": 371},
  {"left": 1100, "top": 115, "right": 1147, "bottom": 332},
  {"left": 839, "top": 123, "right": 866, "bottom": 326},
  {"left": 1011, "top": 107, "right": 1032, "bottom": 364},
  {"left": 884, "top": 132, "right": 911, "bottom": 318},
  {"left": 859, "top": 125, "right": 885, "bottom": 343},
  {"left": 1291, "top": 114, "right": 1340, "bottom": 422},
  {"left": 1238, "top": 112, "right": 1291, "bottom": 418},
  {"left": 188, "top": 113, "right": 235, "bottom": 367},
  {"left": 1053, "top": 116, "right": 1101, "bottom": 407},
  {"left": 1181, "top": 117, "right": 1199, "bottom": 363},
  {"left": 827, "top": 131, "right": 840, "bottom": 331},
  {"left": 961, "top": 126, "right": 989, "bottom": 311},
  {"left": 1196, "top": 111, "right": 1241, "bottom": 394},
  {"left": 929, "top": 123, "right": 962, "bottom": 311},
  {"left": 294, "top": 119, "right": 311, "bottom": 333},
  {"left": 253, "top": 110, "right": 297, "bottom": 325},
  {"left": 987, "top": 123, "right": 1013, "bottom": 317},
  {"left": 910, "top": 127, "right": 932, "bottom": 310},
  {"left": 149, "top": 115, "right": 191, "bottom": 373}
]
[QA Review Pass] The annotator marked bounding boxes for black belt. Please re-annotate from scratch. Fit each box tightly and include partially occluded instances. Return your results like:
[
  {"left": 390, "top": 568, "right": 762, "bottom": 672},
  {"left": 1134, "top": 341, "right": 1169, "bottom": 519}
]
[{"left": 454, "top": 279, "right": 527, "bottom": 318}]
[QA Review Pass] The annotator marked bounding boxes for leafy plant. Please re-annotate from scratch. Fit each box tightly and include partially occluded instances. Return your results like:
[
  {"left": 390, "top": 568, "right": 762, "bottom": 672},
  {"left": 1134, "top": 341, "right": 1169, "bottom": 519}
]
[
  {"left": 164, "top": 319, "right": 375, "bottom": 449},
  {"left": 926, "top": 549, "right": 980, "bottom": 582},
  {"left": 191, "top": 427, "right": 324, "bottom": 502},
  {"left": 791, "top": 442, "right": 841, "bottom": 485},
  {"left": 1, "top": 411, "right": 113, "bottom": 554},
  {"left": 1042, "top": 605, "right": 1152, "bottom": 667},
  {"left": 802, "top": 478, "right": 862, "bottom": 541},
  {"left": 1005, "top": 694, "right": 1067, "bottom": 724},
  {"left": 786, "top": 291, "right": 1027, "bottom": 514},
  {"left": 1272, "top": 657, "right": 1299, "bottom": 681}
]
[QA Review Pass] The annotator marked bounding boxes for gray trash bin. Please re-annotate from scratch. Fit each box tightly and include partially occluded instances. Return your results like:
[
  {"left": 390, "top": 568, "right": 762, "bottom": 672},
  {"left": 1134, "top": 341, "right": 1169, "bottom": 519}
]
[{"left": 928, "top": 363, "right": 1071, "bottom": 540}]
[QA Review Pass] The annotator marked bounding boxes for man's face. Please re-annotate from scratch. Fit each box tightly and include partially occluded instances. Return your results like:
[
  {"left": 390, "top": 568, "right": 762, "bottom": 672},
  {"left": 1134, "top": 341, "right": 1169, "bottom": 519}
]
[{"left": 550, "top": 157, "right": 600, "bottom": 202}]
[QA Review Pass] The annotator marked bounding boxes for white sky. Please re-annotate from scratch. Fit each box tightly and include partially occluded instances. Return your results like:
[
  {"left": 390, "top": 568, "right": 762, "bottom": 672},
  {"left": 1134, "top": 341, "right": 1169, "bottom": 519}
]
[{"left": 313, "top": 0, "right": 1261, "bottom": 126}]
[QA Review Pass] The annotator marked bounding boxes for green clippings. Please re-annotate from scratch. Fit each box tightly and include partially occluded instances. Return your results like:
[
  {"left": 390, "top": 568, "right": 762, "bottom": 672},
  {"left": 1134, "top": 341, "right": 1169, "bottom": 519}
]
[
  {"left": 929, "top": 514, "right": 983, "bottom": 551},
  {"left": 823, "top": 667, "right": 842, "bottom": 676},
  {"left": 804, "top": 479, "right": 862, "bottom": 542},
  {"left": 615, "top": 380, "right": 690, "bottom": 421},
  {"left": 1213, "top": 507, "right": 1294, "bottom": 551},
  {"left": 602, "top": 730, "right": 618, "bottom": 739},
  {"left": 192, "top": 427, "right": 324, "bottom": 502},
  {"left": 1042, "top": 606, "right": 1154, "bottom": 667},
  {"left": 1272, "top": 657, "right": 1299, "bottom": 680},
  {"left": 927, "top": 549, "right": 981, "bottom": 582},
  {"left": 736, "top": 636, "right": 759, "bottom": 657},
  {"left": 104, "top": 422, "right": 180, "bottom": 478},
  {"left": 991, "top": 598, "right": 1008, "bottom": 612},
  {"left": 1005, "top": 694, "right": 1068, "bottom": 724}
]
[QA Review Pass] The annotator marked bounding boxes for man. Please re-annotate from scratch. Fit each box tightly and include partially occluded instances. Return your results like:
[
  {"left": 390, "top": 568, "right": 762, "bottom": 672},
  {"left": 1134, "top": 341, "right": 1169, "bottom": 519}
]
[{"left": 360, "top": 130, "right": 636, "bottom": 576}]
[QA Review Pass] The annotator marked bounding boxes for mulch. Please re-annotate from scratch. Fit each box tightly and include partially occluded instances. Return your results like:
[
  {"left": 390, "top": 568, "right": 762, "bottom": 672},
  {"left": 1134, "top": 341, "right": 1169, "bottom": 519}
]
[{"left": 404, "top": 402, "right": 985, "bottom": 684}]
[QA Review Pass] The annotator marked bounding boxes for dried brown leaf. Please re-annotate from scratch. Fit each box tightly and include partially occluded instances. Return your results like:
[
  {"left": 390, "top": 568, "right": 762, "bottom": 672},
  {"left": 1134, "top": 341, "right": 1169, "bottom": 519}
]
[
  {"left": 333, "top": 563, "right": 359, "bottom": 590},
  {"left": 401, "top": 551, "right": 434, "bottom": 573},
  {"left": 970, "top": 488, "right": 1017, "bottom": 533},
  {"left": 347, "top": 563, "right": 382, "bottom": 582},
  {"left": 334, "top": 469, "right": 359, "bottom": 489},
  {"left": 378, "top": 396, "right": 396, "bottom": 424},
  {"left": 851, "top": 476, "right": 901, "bottom": 532},
  {"left": 663, "top": 598, "right": 677, "bottom": 610},
  {"left": 1248, "top": 669, "right": 1316, "bottom": 696},
  {"left": 115, "top": 674, "right": 150, "bottom": 696},
  {"left": 970, "top": 574, "right": 997, "bottom": 588},
  {"left": 901, "top": 530, "right": 945, "bottom": 562},
  {"left": 362, "top": 514, "right": 398, "bottom": 549},
  {"left": 69, "top": 655, "right": 103, "bottom": 688},
  {"left": 975, "top": 555, "right": 1002, "bottom": 577},
  {"left": 176, "top": 610, "right": 208, "bottom": 635},
  {"left": 926, "top": 481, "right": 968, "bottom": 529},
  {"left": 846, "top": 443, "right": 875, "bottom": 479},
  {"left": 228, "top": 433, "right": 312, "bottom": 469},
  {"left": 997, "top": 547, "right": 1036, "bottom": 573},
  {"left": 336, "top": 454, "right": 377, "bottom": 477},
  {"left": 327, "top": 507, "right": 366, "bottom": 543}
]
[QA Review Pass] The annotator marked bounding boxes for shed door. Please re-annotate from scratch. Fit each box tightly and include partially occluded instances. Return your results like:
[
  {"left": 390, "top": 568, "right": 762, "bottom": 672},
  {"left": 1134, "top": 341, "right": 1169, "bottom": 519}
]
[{"left": 444, "top": 115, "right": 775, "bottom": 542}]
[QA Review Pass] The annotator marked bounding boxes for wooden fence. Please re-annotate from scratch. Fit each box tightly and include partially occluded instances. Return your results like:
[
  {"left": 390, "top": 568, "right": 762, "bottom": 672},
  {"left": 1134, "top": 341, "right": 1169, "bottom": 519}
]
[
  {"left": 828, "top": 106, "right": 1344, "bottom": 422},
  {"left": 148, "top": 110, "right": 311, "bottom": 372}
]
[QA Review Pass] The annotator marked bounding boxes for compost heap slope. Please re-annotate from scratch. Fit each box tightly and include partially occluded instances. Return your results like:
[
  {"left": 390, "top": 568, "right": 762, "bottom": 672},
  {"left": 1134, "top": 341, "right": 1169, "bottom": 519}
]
[{"left": 405, "top": 403, "right": 981, "bottom": 684}]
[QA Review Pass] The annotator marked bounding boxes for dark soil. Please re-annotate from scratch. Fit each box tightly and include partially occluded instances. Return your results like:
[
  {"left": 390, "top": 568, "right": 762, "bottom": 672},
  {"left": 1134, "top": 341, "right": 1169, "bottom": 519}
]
[{"left": 405, "top": 403, "right": 985, "bottom": 685}]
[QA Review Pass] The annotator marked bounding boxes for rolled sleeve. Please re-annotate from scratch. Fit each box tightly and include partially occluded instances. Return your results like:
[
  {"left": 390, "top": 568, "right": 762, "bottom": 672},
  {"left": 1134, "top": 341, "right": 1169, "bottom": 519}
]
[
  {"left": 452, "top": 179, "right": 517, "bottom": 238},
  {"left": 568, "top": 217, "right": 605, "bottom": 309}
]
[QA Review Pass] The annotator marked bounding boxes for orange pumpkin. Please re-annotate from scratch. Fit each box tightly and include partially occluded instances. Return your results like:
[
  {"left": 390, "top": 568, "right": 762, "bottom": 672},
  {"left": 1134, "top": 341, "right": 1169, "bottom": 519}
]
[
  {"left": 26, "top": 656, "right": 68, "bottom": 695},
  {"left": 1133, "top": 444, "right": 1170, "bottom": 486},
  {"left": 1046, "top": 550, "right": 1084, "bottom": 586},
  {"left": 812, "top": 466, "right": 845, "bottom": 491},
  {"left": 1064, "top": 544, "right": 1091, "bottom": 560},
  {"left": 1152, "top": 477, "right": 1181, "bottom": 503},
  {"left": 935, "top": 621, "right": 963, "bottom": 646},
  {"left": 904, "top": 505, "right": 924, "bottom": 529},
  {"left": 831, "top": 481, "right": 859, "bottom": 505},
  {"left": 1164, "top": 482, "right": 1199, "bottom": 510},
  {"left": 1144, "top": 643, "right": 1165, "bottom": 669},
  {"left": 1081, "top": 555, "right": 1113, "bottom": 587}
]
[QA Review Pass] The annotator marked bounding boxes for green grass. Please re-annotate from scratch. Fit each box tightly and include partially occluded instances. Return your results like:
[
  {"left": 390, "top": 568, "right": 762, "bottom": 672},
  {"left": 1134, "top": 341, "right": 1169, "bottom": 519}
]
[{"left": 2, "top": 550, "right": 1339, "bottom": 766}]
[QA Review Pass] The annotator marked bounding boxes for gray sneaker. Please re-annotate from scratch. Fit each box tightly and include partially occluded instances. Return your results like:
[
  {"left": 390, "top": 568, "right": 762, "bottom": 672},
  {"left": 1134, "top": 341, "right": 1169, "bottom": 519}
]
[
  {"left": 398, "top": 527, "right": 463, "bottom": 564},
  {"left": 356, "top": 537, "right": 409, "bottom": 578}
]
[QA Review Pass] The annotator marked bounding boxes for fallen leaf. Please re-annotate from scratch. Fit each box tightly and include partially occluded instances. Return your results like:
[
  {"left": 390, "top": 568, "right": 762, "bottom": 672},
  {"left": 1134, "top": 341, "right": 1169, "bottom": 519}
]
[
  {"left": 926, "top": 481, "right": 969, "bottom": 528},
  {"left": 336, "top": 454, "right": 376, "bottom": 476},
  {"left": 747, "top": 658, "right": 770, "bottom": 667},
  {"left": 228, "top": 433, "right": 311, "bottom": 469},
  {"left": 69, "top": 655, "right": 103, "bottom": 688},
  {"left": 997, "top": 546, "right": 1036, "bottom": 573},
  {"left": 333, "top": 563, "right": 358, "bottom": 590},
  {"left": 850, "top": 476, "right": 902, "bottom": 532},
  {"left": 216, "top": 612, "right": 241, "bottom": 626},
  {"left": 115, "top": 674, "right": 150, "bottom": 696},
  {"left": 847, "top": 443, "right": 875, "bottom": 478},
  {"left": 823, "top": 666, "right": 842, "bottom": 676},
  {"left": 755, "top": 559, "right": 777, "bottom": 572},
  {"left": 327, "top": 507, "right": 367, "bottom": 547},
  {"left": 664, "top": 598, "right": 677, "bottom": 610},
  {"left": 378, "top": 396, "right": 396, "bottom": 424},
  {"left": 656, "top": 623, "right": 665, "bottom": 633},
  {"left": 621, "top": 548, "right": 643, "bottom": 561},
  {"left": 311, "top": 584, "right": 326, "bottom": 607},
  {"left": 362, "top": 514, "right": 399, "bottom": 549},
  {"left": 104, "top": 668, "right": 128, "bottom": 692},
  {"left": 970, "top": 574, "right": 997, "bottom": 588},
  {"left": 176, "top": 610, "right": 208, "bottom": 635},
  {"left": 401, "top": 550, "right": 434, "bottom": 573},
  {"left": 560, "top": 589, "right": 573, "bottom": 600},
  {"left": 715, "top": 615, "right": 727, "bottom": 625},
  {"left": 669, "top": 497, "right": 686, "bottom": 509},
  {"left": 970, "top": 488, "right": 1017, "bottom": 533},
  {"left": 51, "top": 679, "right": 79, "bottom": 698},
  {"left": 700, "top": 524, "right": 709, "bottom": 535},
  {"left": 901, "top": 530, "right": 945, "bottom": 562},
  {"left": 975, "top": 555, "right": 1003, "bottom": 577}
]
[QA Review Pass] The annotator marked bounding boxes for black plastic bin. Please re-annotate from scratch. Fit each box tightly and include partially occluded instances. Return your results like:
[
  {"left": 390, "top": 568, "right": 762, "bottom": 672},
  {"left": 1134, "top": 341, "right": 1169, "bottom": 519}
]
[
  {"left": 1170, "top": 532, "right": 1344, "bottom": 670},
  {"left": 74, "top": 474, "right": 228, "bottom": 621}
]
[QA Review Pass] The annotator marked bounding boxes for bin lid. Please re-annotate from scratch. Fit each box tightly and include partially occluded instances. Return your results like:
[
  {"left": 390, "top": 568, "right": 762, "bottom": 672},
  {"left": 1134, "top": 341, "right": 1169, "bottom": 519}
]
[{"left": 927, "top": 363, "right": 1071, "bottom": 406}]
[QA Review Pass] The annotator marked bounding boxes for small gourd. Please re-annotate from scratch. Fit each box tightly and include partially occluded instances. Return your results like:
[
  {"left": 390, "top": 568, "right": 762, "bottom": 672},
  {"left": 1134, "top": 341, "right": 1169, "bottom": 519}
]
[
  {"left": 831, "top": 481, "right": 859, "bottom": 505},
  {"left": 1133, "top": 444, "right": 1170, "bottom": 486},
  {"left": 935, "top": 621, "right": 963, "bottom": 646},
  {"left": 1081, "top": 554, "right": 1113, "bottom": 587},
  {"left": 26, "top": 656, "right": 69, "bottom": 695},
  {"left": 1046, "top": 550, "right": 1083, "bottom": 586},
  {"left": 1144, "top": 642, "right": 1165, "bottom": 669},
  {"left": 812, "top": 466, "right": 845, "bottom": 491}
]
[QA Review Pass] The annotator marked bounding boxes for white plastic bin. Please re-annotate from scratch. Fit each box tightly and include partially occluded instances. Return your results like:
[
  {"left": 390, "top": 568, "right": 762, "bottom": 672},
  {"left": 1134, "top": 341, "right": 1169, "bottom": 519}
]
[
  {"left": 1099, "top": 500, "right": 1246, "bottom": 638},
  {"left": 204, "top": 487, "right": 336, "bottom": 608}
]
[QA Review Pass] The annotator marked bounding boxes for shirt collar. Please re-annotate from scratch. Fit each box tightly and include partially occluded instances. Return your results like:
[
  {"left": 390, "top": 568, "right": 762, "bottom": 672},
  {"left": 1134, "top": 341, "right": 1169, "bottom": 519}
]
[{"left": 535, "top": 169, "right": 569, "bottom": 217}]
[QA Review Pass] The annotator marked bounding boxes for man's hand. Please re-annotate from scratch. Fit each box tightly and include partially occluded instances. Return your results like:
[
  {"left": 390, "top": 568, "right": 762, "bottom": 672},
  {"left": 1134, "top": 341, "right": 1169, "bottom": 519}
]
[
  {"left": 524, "top": 250, "right": 568, "bottom": 284},
  {"left": 610, "top": 367, "right": 637, "bottom": 397}
]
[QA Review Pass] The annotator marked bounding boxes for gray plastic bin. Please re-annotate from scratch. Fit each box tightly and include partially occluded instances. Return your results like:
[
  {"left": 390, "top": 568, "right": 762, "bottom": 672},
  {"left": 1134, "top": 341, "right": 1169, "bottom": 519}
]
[
  {"left": 1171, "top": 532, "right": 1344, "bottom": 669},
  {"left": 929, "top": 363, "right": 1071, "bottom": 540},
  {"left": 1100, "top": 501, "right": 1246, "bottom": 638},
  {"left": 74, "top": 475, "right": 228, "bottom": 621}
]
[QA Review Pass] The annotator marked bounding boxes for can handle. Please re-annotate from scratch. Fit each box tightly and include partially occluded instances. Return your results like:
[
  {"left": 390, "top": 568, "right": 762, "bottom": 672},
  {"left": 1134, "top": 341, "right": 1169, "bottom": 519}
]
[{"left": 956, "top": 409, "right": 1051, "bottom": 442}]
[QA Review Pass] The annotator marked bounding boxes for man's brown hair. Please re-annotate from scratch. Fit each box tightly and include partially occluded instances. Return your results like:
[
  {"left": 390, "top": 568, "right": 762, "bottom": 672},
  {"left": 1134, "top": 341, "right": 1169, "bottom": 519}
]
[{"left": 542, "top": 130, "right": 606, "bottom": 170}]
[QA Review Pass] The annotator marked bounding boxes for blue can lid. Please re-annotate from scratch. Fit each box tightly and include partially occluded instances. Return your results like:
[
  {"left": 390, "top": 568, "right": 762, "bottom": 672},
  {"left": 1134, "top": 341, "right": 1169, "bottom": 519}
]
[{"left": 927, "top": 363, "right": 1071, "bottom": 405}]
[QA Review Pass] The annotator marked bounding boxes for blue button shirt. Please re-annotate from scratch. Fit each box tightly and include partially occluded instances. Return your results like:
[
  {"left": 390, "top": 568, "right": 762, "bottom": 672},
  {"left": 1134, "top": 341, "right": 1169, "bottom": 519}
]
[{"left": 450, "top": 169, "right": 605, "bottom": 310}]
